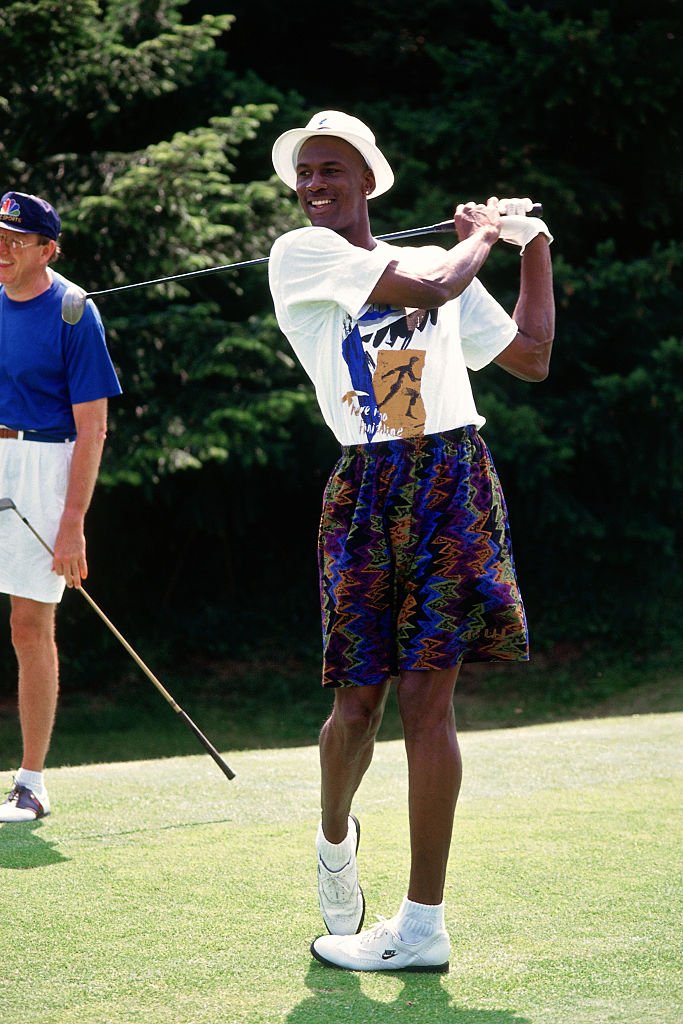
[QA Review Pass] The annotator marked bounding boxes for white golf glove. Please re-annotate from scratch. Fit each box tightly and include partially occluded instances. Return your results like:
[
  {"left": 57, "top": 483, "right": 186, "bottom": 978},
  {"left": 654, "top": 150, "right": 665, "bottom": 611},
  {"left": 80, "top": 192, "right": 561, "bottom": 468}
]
[{"left": 499, "top": 197, "right": 553, "bottom": 254}]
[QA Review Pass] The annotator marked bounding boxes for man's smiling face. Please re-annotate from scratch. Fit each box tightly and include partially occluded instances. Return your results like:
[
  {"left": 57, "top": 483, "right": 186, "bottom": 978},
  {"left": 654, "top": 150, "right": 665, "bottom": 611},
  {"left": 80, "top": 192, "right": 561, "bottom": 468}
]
[
  {"left": 0, "top": 230, "right": 53, "bottom": 300},
  {"left": 295, "top": 136, "right": 376, "bottom": 244}
]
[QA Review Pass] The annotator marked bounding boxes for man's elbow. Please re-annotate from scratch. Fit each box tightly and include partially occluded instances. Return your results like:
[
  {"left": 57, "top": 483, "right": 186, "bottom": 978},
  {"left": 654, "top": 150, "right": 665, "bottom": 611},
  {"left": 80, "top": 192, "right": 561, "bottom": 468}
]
[
  {"left": 528, "top": 350, "right": 548, "bottom": 382},
  {"left": 512, "top": 363, "right": 549, "bottom": 383},
  {"left": 498, "top": 335, "right": 553, "bottom": 381},
  {"left": 529, "top": 338, "right": 553, "bottom": 381}
]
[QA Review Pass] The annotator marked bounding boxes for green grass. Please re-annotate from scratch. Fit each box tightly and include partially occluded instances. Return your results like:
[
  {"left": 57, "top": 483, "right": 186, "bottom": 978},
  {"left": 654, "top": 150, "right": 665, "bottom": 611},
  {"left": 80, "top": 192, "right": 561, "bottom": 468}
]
[
  {"left": 1, "top": 712, "right": 681, "bottom": 1024},
  {"left": 1, "top": 644, "right": 682, "bottom": 769}
]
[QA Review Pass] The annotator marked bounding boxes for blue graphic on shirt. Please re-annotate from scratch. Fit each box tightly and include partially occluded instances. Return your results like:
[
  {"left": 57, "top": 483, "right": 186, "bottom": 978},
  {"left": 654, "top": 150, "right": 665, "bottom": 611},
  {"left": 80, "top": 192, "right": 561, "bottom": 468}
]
[
  {"left": 342, "top": 305, "right": 439, "bottom": 441},
  {"left": 341, "top": 322, "right": 382, "bottom": 440}
]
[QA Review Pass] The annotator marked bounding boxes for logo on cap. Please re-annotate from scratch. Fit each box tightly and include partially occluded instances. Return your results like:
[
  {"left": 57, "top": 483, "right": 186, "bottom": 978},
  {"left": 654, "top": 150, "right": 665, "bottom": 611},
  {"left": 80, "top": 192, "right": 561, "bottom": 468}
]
[
  {"left": 0, "top": 197, "right": 21, "bottom": 219},
  {"left": 0, "top": 191, "right": 61, "bottom": 239}
]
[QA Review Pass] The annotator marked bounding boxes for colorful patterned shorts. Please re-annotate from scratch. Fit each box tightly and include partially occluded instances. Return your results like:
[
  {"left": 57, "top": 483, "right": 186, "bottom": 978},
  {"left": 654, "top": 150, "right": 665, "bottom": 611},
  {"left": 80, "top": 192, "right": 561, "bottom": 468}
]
[{"left": 318, "top": 426, "right": 529, "bottom": 688}]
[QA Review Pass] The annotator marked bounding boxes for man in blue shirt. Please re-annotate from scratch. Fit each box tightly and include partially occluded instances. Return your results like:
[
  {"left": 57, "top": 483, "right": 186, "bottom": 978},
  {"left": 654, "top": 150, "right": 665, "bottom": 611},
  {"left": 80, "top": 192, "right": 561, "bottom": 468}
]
[{"left": 0, "top": 191, "right": 122, "bottom": 821}]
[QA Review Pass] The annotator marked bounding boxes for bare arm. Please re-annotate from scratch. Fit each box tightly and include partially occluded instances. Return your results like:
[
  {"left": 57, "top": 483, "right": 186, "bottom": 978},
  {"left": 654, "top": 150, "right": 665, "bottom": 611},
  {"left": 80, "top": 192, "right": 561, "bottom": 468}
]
[
  {"left": 52, "top": 397, "right": 109, "bottom": 588},
  {"left": 493, "top": 235, "right": 555, "bottom": 381},
  {"left": 367, "top": 200, "right": 502, "bottom": 308}
]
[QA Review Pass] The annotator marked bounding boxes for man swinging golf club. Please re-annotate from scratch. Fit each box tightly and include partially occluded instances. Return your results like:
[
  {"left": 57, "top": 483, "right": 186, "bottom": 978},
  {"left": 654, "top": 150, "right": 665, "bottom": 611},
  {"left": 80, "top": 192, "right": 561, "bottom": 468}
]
[
  {"left": 268, "top": 111, "right": 555, "bottom": 972},
  {"left": 0, "top": 191, "right": 122, "bottom": 822}
]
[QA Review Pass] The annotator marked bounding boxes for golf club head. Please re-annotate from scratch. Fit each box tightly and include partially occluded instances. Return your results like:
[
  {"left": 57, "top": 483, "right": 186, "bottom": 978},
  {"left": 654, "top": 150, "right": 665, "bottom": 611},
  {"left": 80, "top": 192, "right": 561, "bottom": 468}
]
[
  {"left": 0, "top": 497, "right": 17, "bottom": 512},
  {"left": 61, "top": 285, "right": 88, "bottom": 325}
]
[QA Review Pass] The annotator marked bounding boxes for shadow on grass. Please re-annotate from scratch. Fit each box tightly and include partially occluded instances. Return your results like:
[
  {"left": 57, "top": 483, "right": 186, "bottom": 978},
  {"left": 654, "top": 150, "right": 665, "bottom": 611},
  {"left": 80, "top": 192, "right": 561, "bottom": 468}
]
[
  {"left": 0, "top": 820, "right": 69, "bottom": 869},
  {"left": 287, "top": 960, "right": 530, "bottom": 1024}
]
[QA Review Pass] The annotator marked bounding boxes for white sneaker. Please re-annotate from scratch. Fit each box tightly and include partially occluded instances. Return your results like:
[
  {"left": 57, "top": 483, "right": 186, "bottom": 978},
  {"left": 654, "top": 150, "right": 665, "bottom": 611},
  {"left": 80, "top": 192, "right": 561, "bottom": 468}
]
[
  {"left": 317, "top": 814, "right": 365, "bottom": 935},
  {"left": 0, "top": 782, "right": 50, "bottom": 823},
  {"left": 311, "top": 916, "right": 450, "bottom": 973}
]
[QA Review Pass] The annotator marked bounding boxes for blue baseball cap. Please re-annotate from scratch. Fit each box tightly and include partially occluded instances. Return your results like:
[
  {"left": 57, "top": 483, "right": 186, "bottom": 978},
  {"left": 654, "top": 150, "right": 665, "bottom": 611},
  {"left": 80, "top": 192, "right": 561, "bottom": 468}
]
[{"left": 0, "top": 191, "right": 61, "bottom": 240}]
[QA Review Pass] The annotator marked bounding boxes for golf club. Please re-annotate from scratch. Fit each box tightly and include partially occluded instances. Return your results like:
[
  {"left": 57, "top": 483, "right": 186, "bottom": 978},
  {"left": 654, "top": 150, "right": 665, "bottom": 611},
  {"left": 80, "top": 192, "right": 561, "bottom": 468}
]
[
  {"left": 61, "top": 199, "right": 543, "bottom": 324},
  {"left": 0, "top": 497, "right": 236, "bottom": 781}
]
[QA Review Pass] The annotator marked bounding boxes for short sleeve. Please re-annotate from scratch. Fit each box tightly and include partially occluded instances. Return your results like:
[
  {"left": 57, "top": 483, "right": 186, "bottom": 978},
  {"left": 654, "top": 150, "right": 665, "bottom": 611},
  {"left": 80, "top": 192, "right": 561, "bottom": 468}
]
[
  {"left": 269, "top": 227, "right": 393, "bottom": 330},
  {"left": 459, "top": 277, "right": 518, "bottom": 371}
]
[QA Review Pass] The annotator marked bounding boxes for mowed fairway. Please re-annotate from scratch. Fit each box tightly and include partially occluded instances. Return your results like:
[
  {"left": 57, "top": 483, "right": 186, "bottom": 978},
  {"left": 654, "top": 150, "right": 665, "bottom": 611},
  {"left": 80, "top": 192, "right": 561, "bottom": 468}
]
[{"left": 1, "top": 712, "right": 681, "bottom": 1024}]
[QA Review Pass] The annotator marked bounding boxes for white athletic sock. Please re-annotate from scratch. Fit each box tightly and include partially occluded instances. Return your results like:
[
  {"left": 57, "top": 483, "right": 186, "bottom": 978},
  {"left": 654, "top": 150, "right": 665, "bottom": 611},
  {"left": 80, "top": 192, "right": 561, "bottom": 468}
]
[
  {"left": 316, "top": 817, "right": 355, "bottom": 870},
  {"left": 395, "top": 896, "right": 446, "bottom": 943},
  {"left": 15, "top": 768, "right": 46, "bottom": 796}
]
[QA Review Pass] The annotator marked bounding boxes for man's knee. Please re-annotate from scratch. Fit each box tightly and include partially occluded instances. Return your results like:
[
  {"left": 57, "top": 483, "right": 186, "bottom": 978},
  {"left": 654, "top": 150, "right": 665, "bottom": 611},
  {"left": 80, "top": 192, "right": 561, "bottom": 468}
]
[
  {"left": 327, "top": 685, "right": 388, "bottom": 745},
  {"left": 9, "top": 602, "right": 56, "bottom": 656},
  {"left": 397, "top": 667, "right": 459, "bottom": 738}
]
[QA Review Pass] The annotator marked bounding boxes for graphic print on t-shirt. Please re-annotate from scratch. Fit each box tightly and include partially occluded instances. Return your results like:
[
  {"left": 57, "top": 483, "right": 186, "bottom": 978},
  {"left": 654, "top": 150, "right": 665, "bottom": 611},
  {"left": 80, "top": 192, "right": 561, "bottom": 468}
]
[
  {"left": 374, "top": 350, "right": 426, "bottom": 436},
  {"left": 341, "top": 305, "right": 437, "bottom": 441}
]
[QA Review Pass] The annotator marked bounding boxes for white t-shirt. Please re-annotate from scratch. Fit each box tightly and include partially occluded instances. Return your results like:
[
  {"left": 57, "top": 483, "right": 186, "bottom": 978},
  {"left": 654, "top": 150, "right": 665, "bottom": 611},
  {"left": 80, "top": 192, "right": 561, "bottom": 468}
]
[{"left": 269, "top": 226, "right": 518, "bottom": 445}]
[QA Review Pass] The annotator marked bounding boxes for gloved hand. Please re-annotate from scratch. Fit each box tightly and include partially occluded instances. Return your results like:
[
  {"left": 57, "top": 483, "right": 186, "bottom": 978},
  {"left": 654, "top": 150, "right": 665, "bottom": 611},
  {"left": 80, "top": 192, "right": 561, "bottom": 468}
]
[{"left": 499, "top": 199, "right": 553, "bottom": 254}]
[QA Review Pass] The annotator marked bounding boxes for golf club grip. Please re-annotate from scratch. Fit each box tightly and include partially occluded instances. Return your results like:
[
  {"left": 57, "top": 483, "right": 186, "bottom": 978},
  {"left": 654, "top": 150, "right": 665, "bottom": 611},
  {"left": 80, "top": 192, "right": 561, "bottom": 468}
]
[
  {"left": 177, "top": 708, "right": 236, "bottom": 780},
  {"left": 430, "top": 203, "right": 543, "bottom": 234}
]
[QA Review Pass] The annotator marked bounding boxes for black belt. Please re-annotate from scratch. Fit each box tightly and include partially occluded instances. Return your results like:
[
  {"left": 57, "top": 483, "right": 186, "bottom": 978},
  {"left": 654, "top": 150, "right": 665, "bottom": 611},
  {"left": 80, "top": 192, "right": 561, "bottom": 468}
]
[{"left": 0, "top": 427, "right": 76, "bottom": 443}]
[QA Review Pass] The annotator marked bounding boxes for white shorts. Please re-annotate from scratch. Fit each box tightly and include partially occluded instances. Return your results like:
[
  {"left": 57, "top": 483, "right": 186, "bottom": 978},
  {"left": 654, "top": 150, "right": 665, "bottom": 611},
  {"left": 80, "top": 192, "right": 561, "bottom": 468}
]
[{"left": 0, "top": 439, "right": 74, "bottom": 603}]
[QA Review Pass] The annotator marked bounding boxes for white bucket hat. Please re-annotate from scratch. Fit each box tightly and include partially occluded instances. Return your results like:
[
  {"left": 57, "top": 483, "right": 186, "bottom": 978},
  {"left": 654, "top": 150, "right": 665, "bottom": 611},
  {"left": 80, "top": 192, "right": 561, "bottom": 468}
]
[{"left": 272, "top": 110, "right": 394, "bottom": 199}]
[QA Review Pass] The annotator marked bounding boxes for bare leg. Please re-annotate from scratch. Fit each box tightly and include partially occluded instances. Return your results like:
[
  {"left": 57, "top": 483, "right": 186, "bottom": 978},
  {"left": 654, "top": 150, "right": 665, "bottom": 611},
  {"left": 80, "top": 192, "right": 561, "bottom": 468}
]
[
  {"left": 320, "top": 680, "right": 391, "bottom": 842},
  {"left": 397, "top": 665, "right": 462, "bottom": 905},
  {"left": 10, "top": 596, "right": 59, "bottom": 772}
]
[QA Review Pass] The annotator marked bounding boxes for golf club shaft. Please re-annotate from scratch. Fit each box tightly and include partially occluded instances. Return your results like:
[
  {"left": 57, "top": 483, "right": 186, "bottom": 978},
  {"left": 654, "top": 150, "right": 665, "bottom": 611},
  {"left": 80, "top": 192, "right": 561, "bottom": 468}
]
[
  {"left": 75, "top": 587, "right": 236, "bottom": 781},
  {"left": 4, "top": 501, "right": 235, "bottom": 781},
  {"left": 86, "top": 255, "right": 269, "bottom": 299},
  {"left": 65, "top": 198, "right": 544, "bottom": 311},
  {"left": 82, "top": 208, "right": 542, "bottom": 297},
  {"left": 79, "top": 222, "right": 450, "bottom": 301}
]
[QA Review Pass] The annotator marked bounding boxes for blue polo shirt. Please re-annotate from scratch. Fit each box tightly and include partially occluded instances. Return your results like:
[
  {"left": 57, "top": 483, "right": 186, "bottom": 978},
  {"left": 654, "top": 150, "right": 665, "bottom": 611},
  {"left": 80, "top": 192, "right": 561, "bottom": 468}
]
[{"left": 0, "top": 270, "right": 121, "bottom": 435}]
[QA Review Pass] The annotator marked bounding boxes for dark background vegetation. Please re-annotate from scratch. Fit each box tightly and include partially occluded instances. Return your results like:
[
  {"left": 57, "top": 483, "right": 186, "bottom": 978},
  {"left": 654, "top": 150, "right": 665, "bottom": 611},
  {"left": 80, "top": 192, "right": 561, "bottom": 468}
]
[{"left": 1, "top": 0, "right": 682, "bottom": 753}]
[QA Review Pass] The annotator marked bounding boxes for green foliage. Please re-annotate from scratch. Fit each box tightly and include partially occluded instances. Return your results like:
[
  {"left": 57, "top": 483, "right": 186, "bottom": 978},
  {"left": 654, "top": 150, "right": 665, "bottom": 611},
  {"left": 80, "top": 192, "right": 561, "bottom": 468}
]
[
  {"left": 101, "top": 306, "right": 313, "bottom": 485},
  {"left": 0, "top": 0, "right": 233, "bottom": 159}
]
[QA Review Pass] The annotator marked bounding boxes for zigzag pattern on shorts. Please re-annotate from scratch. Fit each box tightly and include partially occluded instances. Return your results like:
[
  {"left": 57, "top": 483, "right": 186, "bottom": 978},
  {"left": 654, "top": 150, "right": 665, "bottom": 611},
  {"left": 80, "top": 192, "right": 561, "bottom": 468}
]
[{"left": 318, "top": 428, "right": 528, "bottom": 688}]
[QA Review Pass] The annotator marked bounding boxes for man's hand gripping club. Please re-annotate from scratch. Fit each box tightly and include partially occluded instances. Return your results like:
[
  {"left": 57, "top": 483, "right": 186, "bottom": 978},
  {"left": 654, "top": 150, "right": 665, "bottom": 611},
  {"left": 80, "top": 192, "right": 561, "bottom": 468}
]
[
  {"left": 498, "top": 197, "right": 553, "bottom": 254},
  {"left": 455, "top": 197, "right": 553, "bottom": 254}
]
